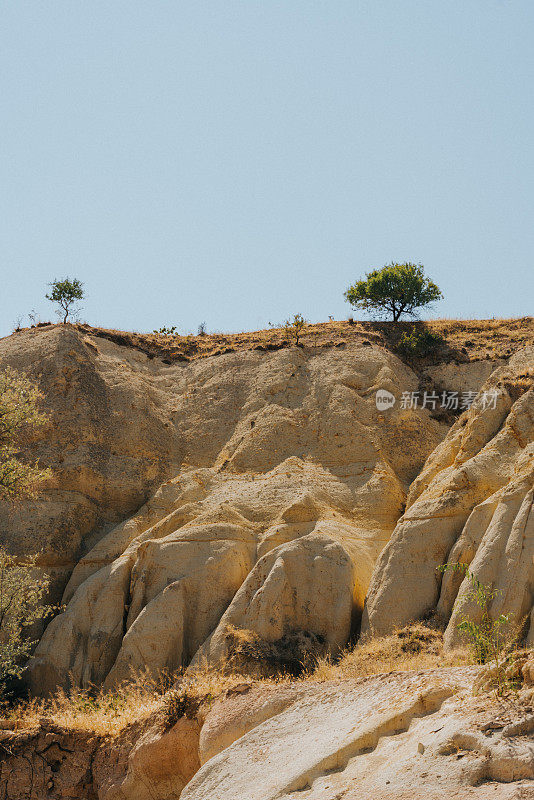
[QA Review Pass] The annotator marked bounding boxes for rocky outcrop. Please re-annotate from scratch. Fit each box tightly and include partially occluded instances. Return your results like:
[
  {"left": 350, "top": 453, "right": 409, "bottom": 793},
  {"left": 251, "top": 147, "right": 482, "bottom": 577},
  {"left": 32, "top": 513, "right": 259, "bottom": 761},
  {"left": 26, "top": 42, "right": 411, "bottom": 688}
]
[
  {"left": 2, "top": 325, "right": 532, "bottom": 695},
  {"left": 0, "top": 723, "right": 101, "bottom": 800},
  {"left": 1, "top": 324, "right": 436, "bottom": 602},
  {"left": 0, "top": 710, "right": 201, "bottom": 800},
  {"left": 189, "top": 533, "right": 356, "bottom": 673},
  {"left": 362, "top": 347, "right": 534, "bottom": 644},
  {"left": 103, "top": 714, "right": 202, "bottom": 800},
  {"left": 182, "top": 668, "right": 534, "bottom": 800},
  {"left": 3, "top": 666, "right": 534, "bottom": 800},
  {"left": 0, "top": 325, "right": 186, "bottom": 600},
  {"left": 0, "top": 325, "right": 453, "bottom": 694}
]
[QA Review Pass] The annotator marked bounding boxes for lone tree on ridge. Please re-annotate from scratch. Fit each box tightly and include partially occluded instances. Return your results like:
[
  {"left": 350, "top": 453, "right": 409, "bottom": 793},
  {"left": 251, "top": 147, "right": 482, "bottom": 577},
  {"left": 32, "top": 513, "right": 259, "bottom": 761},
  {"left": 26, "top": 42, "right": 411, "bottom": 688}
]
[
  {"left": 46, "top": 277, "right": 84, "bottom": 323},
  {"left": 344, "top": 262, "right": 443, "bottom": 322}
]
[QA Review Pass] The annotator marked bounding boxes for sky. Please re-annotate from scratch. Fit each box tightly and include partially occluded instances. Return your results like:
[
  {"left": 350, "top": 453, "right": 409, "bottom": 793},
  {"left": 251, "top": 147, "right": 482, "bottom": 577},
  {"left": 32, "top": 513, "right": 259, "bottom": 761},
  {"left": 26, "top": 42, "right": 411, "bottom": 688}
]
[{"left": 1, "top": 1, "right": 533, "bottom": 338}]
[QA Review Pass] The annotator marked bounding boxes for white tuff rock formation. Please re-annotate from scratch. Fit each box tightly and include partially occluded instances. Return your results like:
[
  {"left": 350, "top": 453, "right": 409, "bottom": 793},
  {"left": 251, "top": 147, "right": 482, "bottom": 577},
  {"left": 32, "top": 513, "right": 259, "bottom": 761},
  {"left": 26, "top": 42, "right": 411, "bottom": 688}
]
[
  {"left": 0, "top": 325, "right": 532, "bottom": 695},
  {"left": 362, "top": 347, "right": 534, "bottom": 646}
]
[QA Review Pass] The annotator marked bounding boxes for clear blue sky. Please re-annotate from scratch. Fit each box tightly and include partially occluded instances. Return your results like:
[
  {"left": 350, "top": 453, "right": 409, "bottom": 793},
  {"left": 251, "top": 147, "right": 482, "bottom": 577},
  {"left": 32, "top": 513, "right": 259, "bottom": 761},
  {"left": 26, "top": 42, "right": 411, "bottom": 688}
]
[{"left": 1, "top": 1, "right": 533, "bottom": 338}]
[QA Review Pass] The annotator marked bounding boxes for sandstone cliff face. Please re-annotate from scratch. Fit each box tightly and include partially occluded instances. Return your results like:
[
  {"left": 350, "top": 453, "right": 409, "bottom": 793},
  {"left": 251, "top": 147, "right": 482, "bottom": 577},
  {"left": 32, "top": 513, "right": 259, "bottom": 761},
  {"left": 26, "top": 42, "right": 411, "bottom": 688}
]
[
  {"left": 180, "top": 669, "right": 534, "bottom": 800},
  {"left": 2, "top": 324, "right": 534, "bottom": 800},
  {"left": 363, "top": 347, "right": 534, "bottom": 645},
  {"left": 0, "top": 326, "right": 184, "bottom": 600},
  {"left": 1, "top": 325, "right": 532, "bottom": 696},
  {"left": 1, "top": 324, "right": 450, "bottom": 693}
]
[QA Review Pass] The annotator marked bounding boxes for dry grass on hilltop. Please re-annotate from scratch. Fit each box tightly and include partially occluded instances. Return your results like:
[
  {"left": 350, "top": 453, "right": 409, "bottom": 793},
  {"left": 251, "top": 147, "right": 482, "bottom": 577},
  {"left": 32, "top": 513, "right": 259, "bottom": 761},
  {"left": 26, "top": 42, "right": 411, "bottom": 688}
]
[
  {"left": 8, "top": 316, "right": 534, "bottom": 366},
  {"left": 82, "top": 316, "right": 534, "bottom": 364}
]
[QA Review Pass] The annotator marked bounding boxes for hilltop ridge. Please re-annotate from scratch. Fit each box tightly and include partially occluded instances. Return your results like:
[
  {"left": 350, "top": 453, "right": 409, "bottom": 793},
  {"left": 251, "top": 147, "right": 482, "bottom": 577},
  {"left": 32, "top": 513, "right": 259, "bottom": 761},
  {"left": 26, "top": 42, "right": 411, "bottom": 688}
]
[{"left": 7, "top": 316, "right": 534, "bottom": 365}]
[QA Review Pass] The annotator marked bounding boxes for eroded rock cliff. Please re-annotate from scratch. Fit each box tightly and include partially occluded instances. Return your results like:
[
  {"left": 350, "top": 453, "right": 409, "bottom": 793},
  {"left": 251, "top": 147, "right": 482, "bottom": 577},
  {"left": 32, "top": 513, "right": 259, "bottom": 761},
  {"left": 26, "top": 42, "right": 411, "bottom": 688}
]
[
  {"left": 0, "top": 323, "right": 532, "bottom": 696},
  {"left": 363, "top": 347, "right": 534, "bottom": 645},
  {"left": 3, "top": 663, "right": 534, "bottom": 799},
  {"left": 5, "top": 325, "right": 448, "bottom": 694}
]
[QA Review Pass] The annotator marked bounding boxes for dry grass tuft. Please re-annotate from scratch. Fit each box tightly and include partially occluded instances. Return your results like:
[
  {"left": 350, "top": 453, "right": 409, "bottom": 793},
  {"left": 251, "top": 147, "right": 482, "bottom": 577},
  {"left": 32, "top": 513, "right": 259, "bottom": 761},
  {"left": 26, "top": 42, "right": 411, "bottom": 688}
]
[
  {"left": 0, "top": 662, "right": 289, "bottom": 735},
  {"left": 308, "top": 624, "right": 471, "bottom": 682},
  {"left": 0, "top": 625, "right": 480, "bottom": 734},
  {"left": 162, "top": 660, "right": 282, "bottom": 726},
  {"left": 502, "top": 374, "right": 534, "bottom": 402},
  {"left": 0, "top": 671, "right": 171, "bottom": 735},
  {"left": 222, "top": 624, "right": 328, "bottom": 678}
]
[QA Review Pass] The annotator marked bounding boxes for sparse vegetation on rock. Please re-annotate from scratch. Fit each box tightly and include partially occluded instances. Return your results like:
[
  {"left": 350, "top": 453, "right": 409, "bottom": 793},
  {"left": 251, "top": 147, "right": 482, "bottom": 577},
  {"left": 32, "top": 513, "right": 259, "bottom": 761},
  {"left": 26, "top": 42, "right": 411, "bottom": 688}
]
[
  {"left": 0, "top": 367, "right": 49, "bottom": 503},
  {"left": 284, "top": 313, "right": 307, "bottom": 346},
  {"left": 439, "top": 562, "right": 518, "bottom": 695}
]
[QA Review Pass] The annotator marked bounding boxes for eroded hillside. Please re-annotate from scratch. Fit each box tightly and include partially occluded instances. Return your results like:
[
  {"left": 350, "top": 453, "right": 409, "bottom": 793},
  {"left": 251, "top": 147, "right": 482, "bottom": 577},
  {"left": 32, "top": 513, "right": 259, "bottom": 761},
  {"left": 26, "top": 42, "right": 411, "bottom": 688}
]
[
  {"left": 3, "top": 324, "right": 447, "bottom": 693},
  {"left": 363, "top": 346, "right": 534, "bottom": 644},
  {"left": 0, "top": 321, "right": 531, "bottom": 695},
  {"left": 0, "top": 320, "right": 533, "bottom": 800},
  {"left": 3, "top": 658, "right": 534, "bottom": 799}
]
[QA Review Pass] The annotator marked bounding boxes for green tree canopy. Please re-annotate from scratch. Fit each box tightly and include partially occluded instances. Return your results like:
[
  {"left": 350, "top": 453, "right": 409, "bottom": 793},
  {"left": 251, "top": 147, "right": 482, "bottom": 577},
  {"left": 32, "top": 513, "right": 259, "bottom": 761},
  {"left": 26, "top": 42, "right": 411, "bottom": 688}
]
[
  {"left": 0, "top": 368, "right": 50, "bottom": 503},
  {"left": 0, "top": 368, "right": 52, "bottom": 694},
  {"left": 46, "top": 277, "right": 84, "bottom": 323},
  {"left": 344, "top": 262, "right": 443, "bottom": 322},
  {"left": 0, "top": 549, "right": 53, "bottom": 693}
]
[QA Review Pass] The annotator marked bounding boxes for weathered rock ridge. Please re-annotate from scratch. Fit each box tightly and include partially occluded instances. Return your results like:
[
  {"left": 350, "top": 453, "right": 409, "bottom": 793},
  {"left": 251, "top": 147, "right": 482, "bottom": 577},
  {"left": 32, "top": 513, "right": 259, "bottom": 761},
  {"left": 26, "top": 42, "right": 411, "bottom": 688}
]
[
  {"left": 0, "top": 325, "right": 532, "bottom": 696},
  {"left": 6, "top": 325, "right": 449, "bottom": 694},
  {"left": 181, "top": 668, "right": 534, "bottom": 800},
  {"left": 363, "top": 346, "right": 534, "bottom": 646}
]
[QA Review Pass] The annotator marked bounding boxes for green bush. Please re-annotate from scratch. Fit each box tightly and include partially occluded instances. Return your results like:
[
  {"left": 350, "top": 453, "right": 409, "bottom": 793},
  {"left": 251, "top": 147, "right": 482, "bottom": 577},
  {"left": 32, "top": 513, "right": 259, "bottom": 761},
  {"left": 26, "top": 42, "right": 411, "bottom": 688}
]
[
  {"left": 153, "top": 326, "right": 178, "bottom": 336},
  {"left": 284, "top": 314, "right": 307, "bottom": 346},
  {"left": 0, "top": 549, "right": 54, "bottom": 695},
  {"left": 0, "top": 368, "right": 53, "bottom": 695},
  {"left": 0, "top": 368, "right": 50, "bottom": 503},
  {"left": 438, "top": 562, "right": 516, "bottom": 695},
  {"left": 397, "top": 326, "right": 443, "bottom": 359}
]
